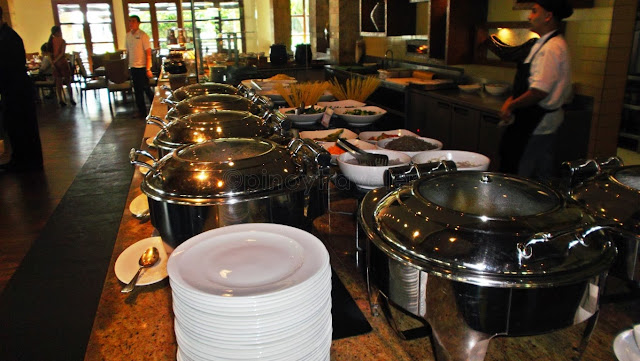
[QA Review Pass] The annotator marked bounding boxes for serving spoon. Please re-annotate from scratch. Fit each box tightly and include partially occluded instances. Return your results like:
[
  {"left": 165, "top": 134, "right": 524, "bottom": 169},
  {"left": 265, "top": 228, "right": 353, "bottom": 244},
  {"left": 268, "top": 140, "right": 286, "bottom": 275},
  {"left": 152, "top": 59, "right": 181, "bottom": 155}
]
[{"left": 121, "top": 247, "right": 160, "bottom": 293}]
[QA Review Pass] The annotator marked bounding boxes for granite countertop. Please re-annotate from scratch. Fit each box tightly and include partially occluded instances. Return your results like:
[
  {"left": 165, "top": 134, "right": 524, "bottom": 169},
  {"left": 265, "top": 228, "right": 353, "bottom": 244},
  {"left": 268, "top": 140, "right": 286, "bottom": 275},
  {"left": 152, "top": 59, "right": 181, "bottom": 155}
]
[{"left": 83, "top": 82, "right": 637, "bottom": 361}]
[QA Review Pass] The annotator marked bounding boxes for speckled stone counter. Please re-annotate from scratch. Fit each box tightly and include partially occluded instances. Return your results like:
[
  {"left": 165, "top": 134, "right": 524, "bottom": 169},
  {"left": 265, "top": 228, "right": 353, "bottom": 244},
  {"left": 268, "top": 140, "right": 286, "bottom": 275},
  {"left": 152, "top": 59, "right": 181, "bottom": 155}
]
[{"left": 84, "top": 87, "right": 638, "bottom": 361}]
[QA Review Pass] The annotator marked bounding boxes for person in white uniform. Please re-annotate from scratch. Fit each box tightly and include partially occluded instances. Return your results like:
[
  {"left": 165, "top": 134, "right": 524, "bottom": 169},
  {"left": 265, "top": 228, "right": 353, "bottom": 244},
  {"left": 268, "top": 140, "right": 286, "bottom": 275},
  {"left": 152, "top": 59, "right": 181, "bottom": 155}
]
[
  {"left": 498, "top": 0, "right": 573, "bottom": 181},
  {"left": 125, "top": 15, "right": 154, "bottom": 117}
]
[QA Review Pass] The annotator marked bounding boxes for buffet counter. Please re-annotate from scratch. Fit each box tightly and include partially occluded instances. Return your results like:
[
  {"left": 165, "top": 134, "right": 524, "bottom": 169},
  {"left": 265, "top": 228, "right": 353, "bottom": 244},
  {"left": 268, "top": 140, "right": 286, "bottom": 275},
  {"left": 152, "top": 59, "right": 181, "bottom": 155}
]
[{"left": 83, "top": 82, "right": 637, "bottom": 361}]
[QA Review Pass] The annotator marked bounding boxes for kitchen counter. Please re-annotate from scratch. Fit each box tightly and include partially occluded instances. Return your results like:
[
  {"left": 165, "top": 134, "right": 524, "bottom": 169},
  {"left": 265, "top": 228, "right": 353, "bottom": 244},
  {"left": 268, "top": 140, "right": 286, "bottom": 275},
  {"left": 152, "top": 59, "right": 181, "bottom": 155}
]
[{"left": 84, "top": 83, "right": 638, "bottom": 361}]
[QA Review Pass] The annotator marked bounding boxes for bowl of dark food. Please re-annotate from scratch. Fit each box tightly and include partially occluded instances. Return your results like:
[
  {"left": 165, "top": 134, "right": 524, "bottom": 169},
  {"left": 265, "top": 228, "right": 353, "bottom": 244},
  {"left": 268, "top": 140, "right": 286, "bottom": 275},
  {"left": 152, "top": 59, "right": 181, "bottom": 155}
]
[
  {"left": 278, "top": 106, "right": 327, "bottom": 126},
  {"left": 412, "top": 150, "right": 490, "bottom": 171},
  {"left": 334, "top": 106, "right": 386, "bottom": 127},
  {"left": 377, "top": 135, "right": 443, "bottom": 157},
  {"left": 337, "top": 149, "right": 411, "bottom": 190}
]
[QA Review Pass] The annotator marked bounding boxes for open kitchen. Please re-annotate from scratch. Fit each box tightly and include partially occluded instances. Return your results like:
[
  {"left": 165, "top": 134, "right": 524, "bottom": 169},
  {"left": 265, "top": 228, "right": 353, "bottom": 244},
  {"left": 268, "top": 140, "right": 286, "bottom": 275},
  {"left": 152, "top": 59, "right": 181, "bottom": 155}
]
[{"left": 0, "top": 1, "right": 639, "bottom": 361}]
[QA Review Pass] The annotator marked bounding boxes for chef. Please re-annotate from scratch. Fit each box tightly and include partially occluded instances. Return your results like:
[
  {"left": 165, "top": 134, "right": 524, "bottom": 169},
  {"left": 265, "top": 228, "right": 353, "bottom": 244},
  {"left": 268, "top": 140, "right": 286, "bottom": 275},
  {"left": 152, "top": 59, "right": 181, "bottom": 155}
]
[{"left": 498, "top": 0, "right": 573, "bottom": 181}]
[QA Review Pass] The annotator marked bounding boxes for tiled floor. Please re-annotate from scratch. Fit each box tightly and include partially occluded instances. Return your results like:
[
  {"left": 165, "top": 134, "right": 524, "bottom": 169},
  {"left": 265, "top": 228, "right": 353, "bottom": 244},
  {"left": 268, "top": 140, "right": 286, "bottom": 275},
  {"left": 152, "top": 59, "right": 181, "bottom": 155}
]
[{"left": 0, "top": 88, "right": 140, "bottom": 293}]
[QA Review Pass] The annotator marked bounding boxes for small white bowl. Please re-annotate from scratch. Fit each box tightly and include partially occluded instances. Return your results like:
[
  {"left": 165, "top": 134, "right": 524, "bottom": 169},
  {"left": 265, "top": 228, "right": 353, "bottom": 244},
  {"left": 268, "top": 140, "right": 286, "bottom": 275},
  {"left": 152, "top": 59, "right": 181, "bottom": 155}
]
[
  {"left": 333, "top": 106, "right": 387, "bottom": 127},
  {"left": 484, "top": 83, "right": 509, "bottom": 96},
  {"left": 458, "top": 84, "right": 481, "bottom": 93},
  {"left": 377, "top": 136, "right": 443, "bottom": 158},
  {"left": 412, "top": 150, "right": 490, "bottom": 171},
  {"left": 278, "top": 106, "right": 326, "bottom": 125},
  {"left": 337, "top": 149, "right": 411, "bottom": 190},
  {"left": 358, "top": 129, "right": 418, "bottom": 144}
]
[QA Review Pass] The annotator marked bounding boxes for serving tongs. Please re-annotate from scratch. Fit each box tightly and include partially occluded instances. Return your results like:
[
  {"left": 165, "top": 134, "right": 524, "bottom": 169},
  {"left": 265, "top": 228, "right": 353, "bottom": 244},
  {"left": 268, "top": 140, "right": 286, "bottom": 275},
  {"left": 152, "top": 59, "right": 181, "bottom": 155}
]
[{"left": 336, "top": 138, "right": 388, "bottom": 166}]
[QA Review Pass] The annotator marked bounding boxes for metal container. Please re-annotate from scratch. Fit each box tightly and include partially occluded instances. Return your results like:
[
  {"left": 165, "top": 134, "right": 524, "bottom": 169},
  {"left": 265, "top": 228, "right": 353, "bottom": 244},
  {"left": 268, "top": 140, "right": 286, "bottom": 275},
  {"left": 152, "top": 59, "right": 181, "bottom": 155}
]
[
  {"left": 360, "top": 170, "right": 616, "bottom": 361},
  {"left": 130, "top": 138, "right": 331, "bottom": 249},
  {"left": 163, "top": 82, "right": 239, "bottom": 102},
  {"left": 164, "top": 94, "right": 265, "bottom": 120},
  {"left": 564, "top": 158, "right": 640, "bottom": 282},
  {"left": 147, "top": 110, "right": 291, "bottom": 158}
]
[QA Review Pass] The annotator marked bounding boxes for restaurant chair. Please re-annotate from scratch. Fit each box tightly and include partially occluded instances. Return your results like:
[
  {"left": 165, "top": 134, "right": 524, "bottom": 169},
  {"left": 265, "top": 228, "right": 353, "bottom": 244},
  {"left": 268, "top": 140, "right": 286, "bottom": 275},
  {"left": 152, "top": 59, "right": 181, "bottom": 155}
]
[
  {"left": 76, "top": 57, "right": 107, "bottom": 105},
  {"left": 33, "top": 76, "right": 55, "bottom": 103},
  {"left": 104, "top": 58, "right": 133, "bottom": 113},
  {"left": 91, "top": 53, "right": 106, "bottom": 77}
]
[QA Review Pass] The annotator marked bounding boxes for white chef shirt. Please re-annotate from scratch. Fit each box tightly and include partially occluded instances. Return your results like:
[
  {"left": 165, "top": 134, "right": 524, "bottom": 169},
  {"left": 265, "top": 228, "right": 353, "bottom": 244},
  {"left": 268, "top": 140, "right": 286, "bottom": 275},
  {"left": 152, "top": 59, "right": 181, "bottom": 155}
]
[
  {"left": 126, "top": 29, "right": 151, "bottom": 69},
  {"left": 524, "top": 30, "right": 572, "bottom": 135}
]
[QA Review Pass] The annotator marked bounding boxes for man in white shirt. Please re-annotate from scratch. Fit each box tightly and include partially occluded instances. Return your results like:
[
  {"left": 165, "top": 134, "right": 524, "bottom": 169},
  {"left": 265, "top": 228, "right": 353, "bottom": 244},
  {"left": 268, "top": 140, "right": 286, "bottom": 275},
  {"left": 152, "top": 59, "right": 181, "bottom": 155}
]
[
  {"left": 125, "top": 15, "right": 154, "bottom": 117},
  {"left": 498, "top": 0, "right": 573, "bottom": 181}
]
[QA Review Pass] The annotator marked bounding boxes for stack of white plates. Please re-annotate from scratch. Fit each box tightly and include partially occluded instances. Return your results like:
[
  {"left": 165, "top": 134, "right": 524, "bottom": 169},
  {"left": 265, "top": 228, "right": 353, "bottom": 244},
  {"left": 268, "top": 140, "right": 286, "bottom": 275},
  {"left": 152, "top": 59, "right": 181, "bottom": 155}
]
[{"left": 167, "top": 223, "right": 332, "bottom": 361}]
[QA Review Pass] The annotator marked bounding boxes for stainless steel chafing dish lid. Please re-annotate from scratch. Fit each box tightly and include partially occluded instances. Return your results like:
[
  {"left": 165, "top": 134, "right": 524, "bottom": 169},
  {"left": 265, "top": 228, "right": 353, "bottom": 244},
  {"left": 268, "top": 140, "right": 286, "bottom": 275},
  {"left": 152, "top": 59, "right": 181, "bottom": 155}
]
[
  {"left": 360, "top": 172, "right": 616, "bottom": 288},
  {"left": 611, "top": 166, "right": 640, "bottom": 191},
  {"left": 154, "top": 110, "right": 269, "bottom": 147},
  {"left": 141, "top": 138, "right": 306, "bottom": 202},
  {"left": 569, "top": 164, "right": 640, "bottom": 232},
  {"left": 173, "top": 82, "right": 238, "bottom": 97}
]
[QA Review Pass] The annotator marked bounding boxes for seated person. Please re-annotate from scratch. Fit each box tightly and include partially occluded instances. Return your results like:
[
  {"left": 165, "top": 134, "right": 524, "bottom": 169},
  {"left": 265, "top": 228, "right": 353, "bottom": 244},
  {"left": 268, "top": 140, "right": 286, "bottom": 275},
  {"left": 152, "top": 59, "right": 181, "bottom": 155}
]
[{"left": 35, "top": 43, "right": 53, "bottom": 81}]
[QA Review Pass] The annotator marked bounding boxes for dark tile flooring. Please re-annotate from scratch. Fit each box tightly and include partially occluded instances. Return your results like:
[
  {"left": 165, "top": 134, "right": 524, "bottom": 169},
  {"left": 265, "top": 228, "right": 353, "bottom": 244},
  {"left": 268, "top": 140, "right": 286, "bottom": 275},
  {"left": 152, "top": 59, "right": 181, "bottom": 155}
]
[{"left": 0, "top": 89, "right": 140, "bottom": 294}]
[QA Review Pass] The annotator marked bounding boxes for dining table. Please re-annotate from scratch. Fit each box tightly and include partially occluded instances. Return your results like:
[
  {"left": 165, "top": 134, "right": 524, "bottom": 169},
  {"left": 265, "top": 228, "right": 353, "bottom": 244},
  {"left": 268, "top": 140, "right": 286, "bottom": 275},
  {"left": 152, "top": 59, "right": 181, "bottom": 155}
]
[{"left": 83, "top": 76, "right": 639, "bottom": 361}]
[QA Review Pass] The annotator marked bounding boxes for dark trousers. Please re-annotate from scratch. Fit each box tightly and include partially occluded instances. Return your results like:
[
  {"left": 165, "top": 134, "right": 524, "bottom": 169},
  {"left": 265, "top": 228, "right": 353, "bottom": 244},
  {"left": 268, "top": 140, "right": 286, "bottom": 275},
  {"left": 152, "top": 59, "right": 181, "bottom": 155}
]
[
  {"left": 130, "top": 67, "right": 154, "bottom": 115},
  {"left": 1, "top": 76, "right": 43, "bottom": 169},
  {"left": 518, "top": 133, "right": 558, "bottom": 182}
]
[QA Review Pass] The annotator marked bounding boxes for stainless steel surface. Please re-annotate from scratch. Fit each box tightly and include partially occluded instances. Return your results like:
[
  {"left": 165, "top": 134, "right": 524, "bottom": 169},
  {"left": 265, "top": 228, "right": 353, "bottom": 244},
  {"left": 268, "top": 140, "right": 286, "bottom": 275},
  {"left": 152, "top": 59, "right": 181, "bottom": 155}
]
[
  {"left": 568, "top": 162, "right": 640, "bottom": 281},
  {"left": 121, "top": 247, "right": 159, "bottom": 293},
  {"left": 150, "top": 110, "right": 282, "bottom": 158},
  {"left": 166, "top": 94, "right": 264, "bottom": 120},
  {"left": 164, "top": 82, "right": 239, "bottom": 102},
  {"left": 360, "top": 171, "right": 617, "bottom": 361},
  {"left": 362, "top": 173, "right": 616, "bottom": 287},
  {"left": 133, "top": 138, "right": 330, "bottom": 248}
]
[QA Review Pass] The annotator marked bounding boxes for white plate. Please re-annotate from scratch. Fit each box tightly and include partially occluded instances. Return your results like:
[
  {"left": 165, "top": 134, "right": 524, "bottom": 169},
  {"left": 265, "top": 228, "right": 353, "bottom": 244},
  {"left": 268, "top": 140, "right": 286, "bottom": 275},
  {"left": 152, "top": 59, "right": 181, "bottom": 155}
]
[
  {"left": 168, "top": 223, "right": 329, "bottom": 298},
  {"left": 299, "top": 128, "right": 358, "bottom": 142},
  {"left": 179, "top": 231, "right": 305, "bottom": 293},
  {"left": 614, "top": 329, "right": 640, "bottom": 361},
  {"left": 278, "top": 106, "right": 325, "bottom": 125},
  {"left": 316, "top": 100, "right": 366, "bottom": 109},
  {"left": 129, "top": 193, "right": 149, "bottom": 218},
  {"left": 333, "top": 106, "right": 386, "bottom": 127},
  {"left": 358, "top": 129, "right": 418, "bottom": 143},
  {"left": 145, "top": 137, "right": 156, "bottom": 148},
  {"left": 138, "top": 160, "right": 154, "bottom": 175},
  {"left": 114, "top": 237, "right": 168, "bottom": 286}
]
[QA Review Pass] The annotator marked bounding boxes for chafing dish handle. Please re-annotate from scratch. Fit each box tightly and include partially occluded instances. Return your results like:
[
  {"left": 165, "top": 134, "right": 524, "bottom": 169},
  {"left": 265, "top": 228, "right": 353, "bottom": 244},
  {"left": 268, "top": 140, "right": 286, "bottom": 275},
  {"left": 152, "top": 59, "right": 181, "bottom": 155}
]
[
  {"left": 146, "top": 115, "right": 169, "bottom": 129},
  {"left": 129, "top": 148, "right": 157, "bottom": 171},
  {"left": 161, "top": 85, "right": 174, "bottom": 95},
  {"left": 160, "top": 97, "right": 178, "bottom": 107},
  {"left": 561, "top": 156, "right": 624, "bottom": 190},
  {"left": 384, "top": 161, "right": 457, "bottom": 188}
]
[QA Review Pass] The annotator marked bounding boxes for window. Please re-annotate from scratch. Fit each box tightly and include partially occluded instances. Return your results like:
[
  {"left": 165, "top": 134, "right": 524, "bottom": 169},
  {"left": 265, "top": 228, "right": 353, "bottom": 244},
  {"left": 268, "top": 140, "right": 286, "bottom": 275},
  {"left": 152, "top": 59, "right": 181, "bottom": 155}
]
[
  {"left": 183, "top": 1, "right": 244, "bottom": 54},
  {"left": 290, "top": 0, "right": 309, "bottom": 51},
  {"left": 126, "top": 1, "right": 180, "bottom": 49},
  {"left": 52, "top": 1, "right": 117, "bottom": 68},
  {"left": 123, "top": 0, "right": 244, "bottom": 54}
]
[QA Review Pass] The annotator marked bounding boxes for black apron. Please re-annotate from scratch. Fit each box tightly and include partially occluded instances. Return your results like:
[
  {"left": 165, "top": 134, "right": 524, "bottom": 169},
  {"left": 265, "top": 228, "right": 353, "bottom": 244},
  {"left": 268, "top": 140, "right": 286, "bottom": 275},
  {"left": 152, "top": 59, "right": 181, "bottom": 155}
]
[{"left": 498, "top": 31, "right": 559, "bottom": 174}]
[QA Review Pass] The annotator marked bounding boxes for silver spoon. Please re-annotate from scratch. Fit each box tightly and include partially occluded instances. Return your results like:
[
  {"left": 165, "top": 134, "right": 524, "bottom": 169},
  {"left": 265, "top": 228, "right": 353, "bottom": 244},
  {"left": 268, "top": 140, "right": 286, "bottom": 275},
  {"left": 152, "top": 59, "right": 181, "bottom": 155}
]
[{"left": 121, "top": 247, "right": 160, "bottom": 293}]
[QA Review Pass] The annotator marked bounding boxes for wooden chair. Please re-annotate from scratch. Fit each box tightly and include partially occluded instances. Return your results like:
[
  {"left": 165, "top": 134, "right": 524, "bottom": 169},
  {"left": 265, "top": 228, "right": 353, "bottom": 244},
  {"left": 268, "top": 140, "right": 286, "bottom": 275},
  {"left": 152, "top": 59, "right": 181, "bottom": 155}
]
[
  {"left": 33, "top": 77, "right": 56, "bottom": 103},
  {"left": 104, "top": 58, "right": 133, "bottom": 113},
  {"left": 76, "top": 56, "right": 107, "bottom": 105}
]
